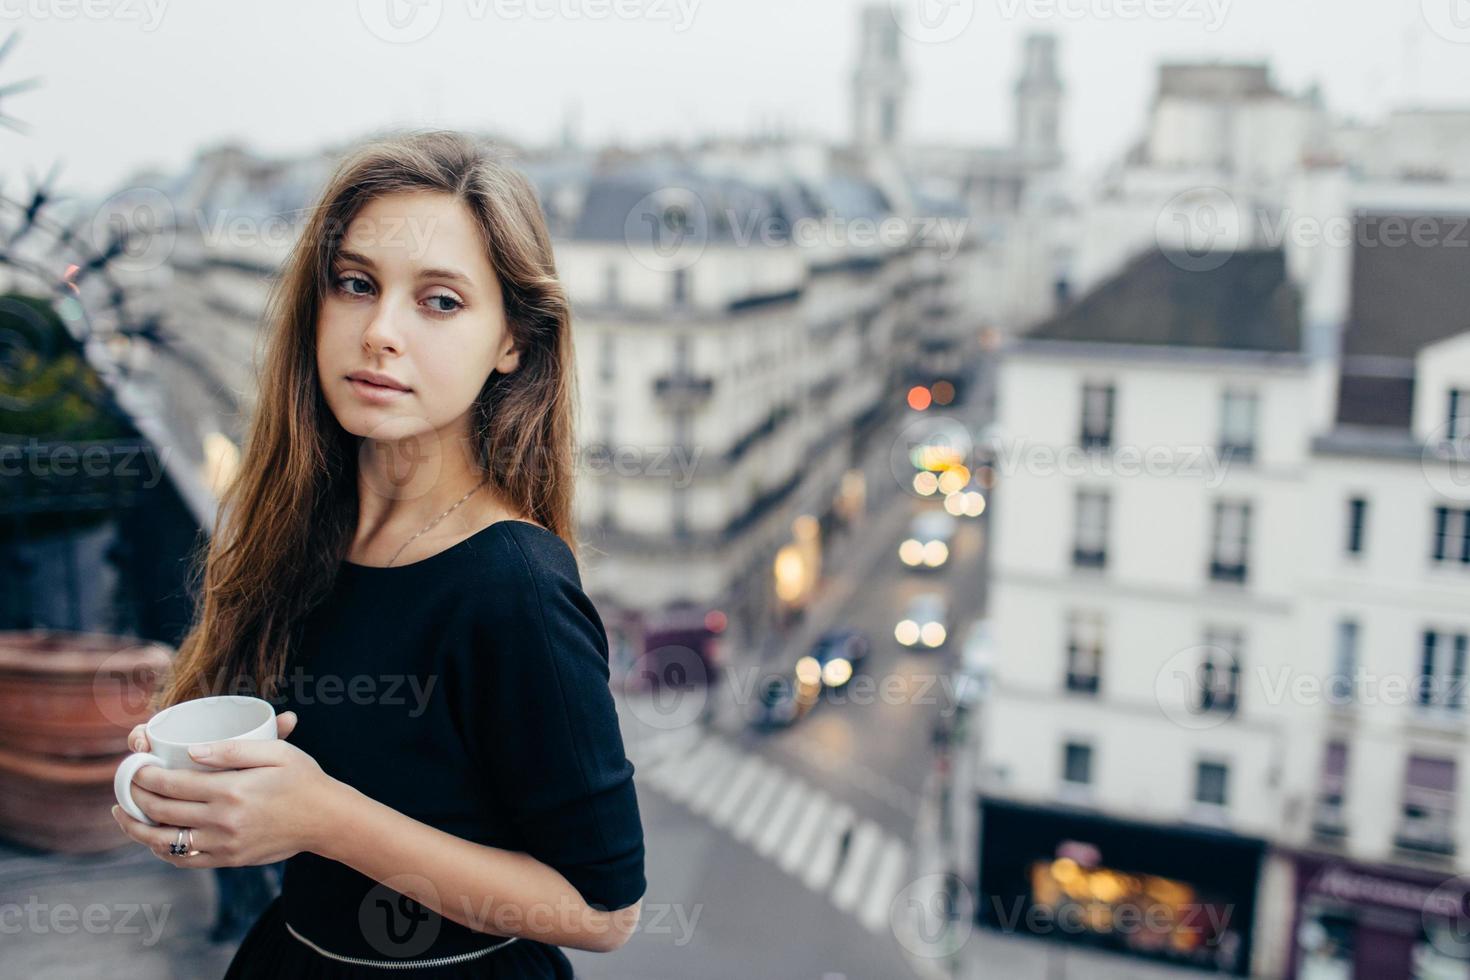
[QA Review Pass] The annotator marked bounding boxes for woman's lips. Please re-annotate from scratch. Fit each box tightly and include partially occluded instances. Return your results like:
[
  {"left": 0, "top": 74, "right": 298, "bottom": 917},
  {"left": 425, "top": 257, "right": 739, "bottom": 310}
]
[{"left": 348, "top": 378, "right": 412, "bottom": 403}]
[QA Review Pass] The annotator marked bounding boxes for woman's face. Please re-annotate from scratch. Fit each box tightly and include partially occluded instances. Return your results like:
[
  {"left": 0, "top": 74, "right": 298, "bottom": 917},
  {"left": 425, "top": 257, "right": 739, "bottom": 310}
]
[{"left": 316, "top": 190, "right": 519, "bottom": 444}]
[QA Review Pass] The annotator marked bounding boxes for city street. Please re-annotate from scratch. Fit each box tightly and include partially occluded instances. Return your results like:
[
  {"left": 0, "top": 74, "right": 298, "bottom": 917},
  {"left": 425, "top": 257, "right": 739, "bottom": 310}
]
[{"left": 574, "top": 368, "right": 997, "bottom": 979}]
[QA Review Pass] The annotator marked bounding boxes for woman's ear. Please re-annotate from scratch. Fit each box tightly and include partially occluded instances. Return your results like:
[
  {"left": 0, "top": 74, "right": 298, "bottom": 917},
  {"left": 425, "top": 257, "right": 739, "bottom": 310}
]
[{"left": 495, "top": 341, "right": 520, "bottom": 375}]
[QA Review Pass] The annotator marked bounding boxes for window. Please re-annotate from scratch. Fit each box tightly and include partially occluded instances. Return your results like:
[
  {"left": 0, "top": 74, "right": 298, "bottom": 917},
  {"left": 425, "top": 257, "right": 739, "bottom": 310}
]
[
  {"left": 1449, "top": 388, "right": 1468, "bottom": 442},
  {"left": 1328, "top": 619, "right": 1358, "bottom": 707},
  {"left": 1079, "top": 383, "right": 1114, "bottom": 450},
  {"left": 599, "top": 332, "right": 616, "bottom": 383},
  {"left": 1398, "top": 756, "right": 1456, "bottom": 855},
  {"left": 1418, "top": 629, "right": 1469, "bottom": 712},
  {"left": 1432, "top": 506, "right": 1470, "bottom": 566},
  {"left": 1209, "top": 500, "right": 1251, "bottom": 584},
  {"left": 1065, "top": 611, "right": 1103, "bottom": 694},
  {"left": 1195, "top": 761, "right": 1229, "bottom": 807},
  {"left": 1314, "top": 741, "right": 1348, "bottom": 837},
  {"left": 1198, "top": 628, "right": 1242, "bottom": 715},
  {"left": 1063, "top": 742, "right": 1092, "bottom": 786},
  {"left": 1345, "top": 497, "right": 1368, "bottom": 556},
  {"left": 1072, "top": 490, "right": 1110, "bottom": 569},
  {"left": 603, "top": 263, "right": 620, "bottom": 305},
  {"left": 1219, "top": 390, "right": 1258, "bottom": 462}
]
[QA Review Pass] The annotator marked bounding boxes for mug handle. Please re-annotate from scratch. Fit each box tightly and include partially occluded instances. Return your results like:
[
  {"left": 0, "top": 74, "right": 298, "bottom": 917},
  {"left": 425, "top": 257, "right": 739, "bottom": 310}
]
[{"left": 114, "top": 752, "right": 165, "bottom": 827}]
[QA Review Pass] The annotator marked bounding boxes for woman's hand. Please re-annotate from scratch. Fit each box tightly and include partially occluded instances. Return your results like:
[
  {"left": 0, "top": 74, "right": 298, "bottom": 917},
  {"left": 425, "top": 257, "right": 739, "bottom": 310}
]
[{"left": 111, "top": 711, "right": 342, "bottom": 868}]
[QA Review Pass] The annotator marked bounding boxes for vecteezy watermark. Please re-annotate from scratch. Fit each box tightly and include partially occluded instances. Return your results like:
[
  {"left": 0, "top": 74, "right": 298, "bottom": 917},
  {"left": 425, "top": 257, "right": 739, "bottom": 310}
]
[
  {"left": 0, "top": 897, "right": 172, "bottom": 945},
  {"left": 358, "top": 874, "right": 700, "bottom": 953},
  {"left": 151, "top": 663, "right": 440, "bottom": 718},
  {"left": 994, "top": 0, "right": 1230, "bottom": 31},
  {"left": 1422, "top": 0, "right": 1470, "bottom": 45},
  {"left": 1422, "top": 874, "right": 1470, "bottom": 958},
  {"left": 1422, "top": 419, "right": 1470, "bottom": 503},
  {"left": 727, "top": 210, "right": 970, "bottom": 262},
  {"left": 1154, "top": 643, "right": 1240, "bottom": 731},
  {"left": 579, "top": 442, "right": 704, "bottom": 489},
  {"left": 889, "top": 0, "right": 975, "bottom": 44},
  {"left": 1155, "top": 186, "right": 1242, "bottom": 272},
  {"left": 0, "top": 437, "right": 172, "bottom": 486},
  {"left": 622, "top": 187, "right": 971, "bottom": 273},
  {"left": 356, "top": 0, "right": 700, "bottom": 43},
  {"left": 990, "top": 438, "right": 1234, "bottom": 488},
  {"left": 620, "top": 645, "right": 712, "bottom": 731},
  {"left": 891, "top": 872, "right": 974, "bottom": 958},
  {"left": 89, "top": 189, "right": 446, "bottom": 274},
  {"left": 0, "top": 0, "right": 168, "bottom": 30},
  {"left": 1156, "top": 191, "right": 1470, "bottom": 273},
  {"left": 623, "top": 186, "right": 708, "bottom": 273},
  {"left": 990, "top": 895, "right": 1237, "bottom": 938}
]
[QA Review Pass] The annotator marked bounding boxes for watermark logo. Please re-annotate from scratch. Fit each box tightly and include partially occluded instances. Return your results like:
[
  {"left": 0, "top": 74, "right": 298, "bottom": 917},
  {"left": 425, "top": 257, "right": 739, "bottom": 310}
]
[
  {"left": 1422, "top": 418, "right": 1470, "bottom": 503},
  {"left": 889, "top": 0, "right": 975, "bottom": 45},
  {"left": 1156, "top": 186, "right": 1240, "bottom": 272},
  {"left": 1422, "top": 0, "right": 1470, "bottom": 44},
  {"left": 359, "top": 873, "right": 441, "bottom": 958},
  {"left": 624, "top": 186, "right": 708, "bottom": 273},
  {"left": 357, "top": 0, "right": 444, "bottom": 43},
  {"left": 1154, "top": 642, "right": 1238, "bottom": 731},
  {"left": 891, "top": 871, "right": 974, "bottom": 957},
  {"left": 0, "top": 0, "right": 169, "bottom": 31},
  {"left": 89, "top": 186, "right": 177, "bottom": 274},
  {"left": 888, "top": 412, "right": 974, "bottom": 498},
  {"left": 994, "top": 0, "right": 1230, "bottom": 31},
  {"left": 621, "top": 644, "right": 711, "bottom": 731}
]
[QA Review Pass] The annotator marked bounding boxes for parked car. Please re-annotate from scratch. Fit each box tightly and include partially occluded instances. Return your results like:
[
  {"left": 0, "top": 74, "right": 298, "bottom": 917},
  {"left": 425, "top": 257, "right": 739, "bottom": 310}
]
[
  {"left": 898, "top": 510, "right": 957, "bottom": 570},
  {"left": 894, "top": 591, "right": 949, "bottom": 649},
  {"left": 749, "top": 668, "right": 821, "bottom": 730},
  {"left": 801, "top": 628, "right": 871, "bottom": 690}
]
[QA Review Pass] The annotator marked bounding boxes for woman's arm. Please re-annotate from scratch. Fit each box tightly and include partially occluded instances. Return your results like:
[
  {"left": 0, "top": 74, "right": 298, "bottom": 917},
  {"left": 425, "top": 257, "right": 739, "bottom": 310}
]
[{"left": 315, "top": 778, "right": 642, "bottom": 953}]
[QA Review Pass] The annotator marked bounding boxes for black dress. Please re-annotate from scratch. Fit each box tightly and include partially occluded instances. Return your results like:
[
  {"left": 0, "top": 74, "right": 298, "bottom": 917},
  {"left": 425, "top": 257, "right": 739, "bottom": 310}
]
[{"left": 223, "top": 519, "right": 646, "bottom": 978}]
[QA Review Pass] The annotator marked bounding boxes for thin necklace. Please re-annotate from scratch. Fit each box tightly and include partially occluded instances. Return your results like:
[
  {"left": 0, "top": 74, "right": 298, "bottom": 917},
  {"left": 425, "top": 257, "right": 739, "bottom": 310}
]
[{"left": 385, "top": 476, "right": 491, "bottom": 568}]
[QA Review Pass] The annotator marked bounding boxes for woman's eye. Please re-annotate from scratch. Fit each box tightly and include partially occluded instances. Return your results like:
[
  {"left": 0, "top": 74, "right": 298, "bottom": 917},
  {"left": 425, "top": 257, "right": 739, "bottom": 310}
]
[
  {"left": 425, "top": 294, "right": 464, "bottom": 315},
  {"left": 335, "top": 273, "right": 373, "bottom": 296}
]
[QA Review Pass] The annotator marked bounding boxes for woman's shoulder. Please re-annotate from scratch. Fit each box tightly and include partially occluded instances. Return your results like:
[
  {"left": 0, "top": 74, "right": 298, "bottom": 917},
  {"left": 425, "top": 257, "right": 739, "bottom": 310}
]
[{"left": 449, "top": 519, "right": 592, "bottom": 623}]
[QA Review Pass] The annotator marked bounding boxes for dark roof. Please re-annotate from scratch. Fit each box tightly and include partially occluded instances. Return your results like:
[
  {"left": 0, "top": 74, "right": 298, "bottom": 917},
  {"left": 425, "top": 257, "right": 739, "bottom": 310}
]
[
  {"left": 1026, "top": 247, "right": 1301, "bottom": 353},
  {"left": 1336, "top": 213, "right": 1470, "bottom": 429}
]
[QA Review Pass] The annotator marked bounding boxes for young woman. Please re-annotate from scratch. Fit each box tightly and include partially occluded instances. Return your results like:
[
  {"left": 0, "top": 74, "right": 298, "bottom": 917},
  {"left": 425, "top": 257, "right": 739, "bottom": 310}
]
[{"left": 110, "top": 130, "right": 646, "bottom": 977}]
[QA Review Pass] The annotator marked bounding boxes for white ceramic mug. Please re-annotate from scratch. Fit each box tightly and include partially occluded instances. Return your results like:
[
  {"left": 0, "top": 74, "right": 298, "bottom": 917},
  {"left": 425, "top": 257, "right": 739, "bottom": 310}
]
[{"left": 113, "top": 695, "right": 278, "bottom": 827}]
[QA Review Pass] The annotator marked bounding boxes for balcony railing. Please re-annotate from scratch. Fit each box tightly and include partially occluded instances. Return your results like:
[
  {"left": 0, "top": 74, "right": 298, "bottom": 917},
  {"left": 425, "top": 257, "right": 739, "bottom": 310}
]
[
  {"left": 1072, "top": 547, "right": 1107, "bottom": 570},
  {"left": 651, "top": 373, "right": 715, "bottom": 412},
  {"left": 1311, "top": 799, "right": 1347, "bottom": 841},
  {"left": 1209, "top": 560, "right": 1248, "bottom": 585},
  {"left": 1064, "top": 672, "right": 1099, "bottom": 695},
  {"left": 1395, "top": 815, "right": 1457, "bottom": 856}
]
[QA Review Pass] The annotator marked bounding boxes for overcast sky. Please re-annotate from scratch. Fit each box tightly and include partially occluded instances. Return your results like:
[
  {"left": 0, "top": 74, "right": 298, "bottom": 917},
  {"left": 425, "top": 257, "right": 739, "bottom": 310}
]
[{"left": 3, "top": 0, "right": 1468, "bottom": 197}]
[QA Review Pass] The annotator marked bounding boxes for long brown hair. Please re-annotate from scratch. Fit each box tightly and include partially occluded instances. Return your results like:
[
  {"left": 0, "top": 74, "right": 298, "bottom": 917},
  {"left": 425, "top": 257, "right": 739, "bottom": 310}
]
[{"left": 155, "top": 129, "right": 579, "bottom": 709}]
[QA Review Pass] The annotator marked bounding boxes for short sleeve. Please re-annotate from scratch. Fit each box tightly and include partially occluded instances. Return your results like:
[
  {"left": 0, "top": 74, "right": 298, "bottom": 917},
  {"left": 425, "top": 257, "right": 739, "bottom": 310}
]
[{"left": 462, "top": 528, "right": 646, "bottom": 912}]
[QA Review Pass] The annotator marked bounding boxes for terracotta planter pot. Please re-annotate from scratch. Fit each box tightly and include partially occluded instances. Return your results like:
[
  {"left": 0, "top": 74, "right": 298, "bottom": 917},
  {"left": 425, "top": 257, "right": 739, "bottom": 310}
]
[
  {"left": 0, "top": 631, "right": 174, "bottom": 853},
  {"left": 0, "top": 630, "right": 172, "bottom": 758},
  {"left": 0, "top": 744, "right": 131, "bottom": 853}
]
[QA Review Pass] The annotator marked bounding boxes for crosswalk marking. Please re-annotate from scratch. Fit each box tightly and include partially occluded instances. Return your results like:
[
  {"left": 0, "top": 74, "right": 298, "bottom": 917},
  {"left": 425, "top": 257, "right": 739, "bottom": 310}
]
[
  {"left": 858, "top": 838, "right": 909, "bottom": 934},
  {"left": 757, "top": 779, "right": 810, "bottom": 859},
  {"left": 707, "top": 756, "right": 765, "bottom": 827},
  {"left": 801, "top": 802, "right": 854, "bottom": 891},
  {"left": 830, "top": 819, "right": 883, "bottom": 912},
  {"left": 628, "top": 727, "right": 912, "bottom": 937},
  {"left": 682, "top": 742, "right": 740, "bottom": 809},
  {"left": 779, "top": 791, "right": 833, "bottom": 875},
  {"left": 731, "top": 766, "right": 785, "bottom": 844},
  {"left": 647, "top": 737, "right": 720, "bottom": 797}
]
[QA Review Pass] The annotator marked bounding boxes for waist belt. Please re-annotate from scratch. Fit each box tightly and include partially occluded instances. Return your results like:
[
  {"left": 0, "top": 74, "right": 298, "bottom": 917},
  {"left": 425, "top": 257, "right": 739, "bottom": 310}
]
[{"left": 285, "top": 920, "right": 519, "bottom": 970}]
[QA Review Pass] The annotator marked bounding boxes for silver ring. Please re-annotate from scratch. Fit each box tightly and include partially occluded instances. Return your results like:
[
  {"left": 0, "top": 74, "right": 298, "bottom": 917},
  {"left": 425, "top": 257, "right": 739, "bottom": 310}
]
[{"left": 169, "top": 827, "right": 193, "bottom": 856}]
